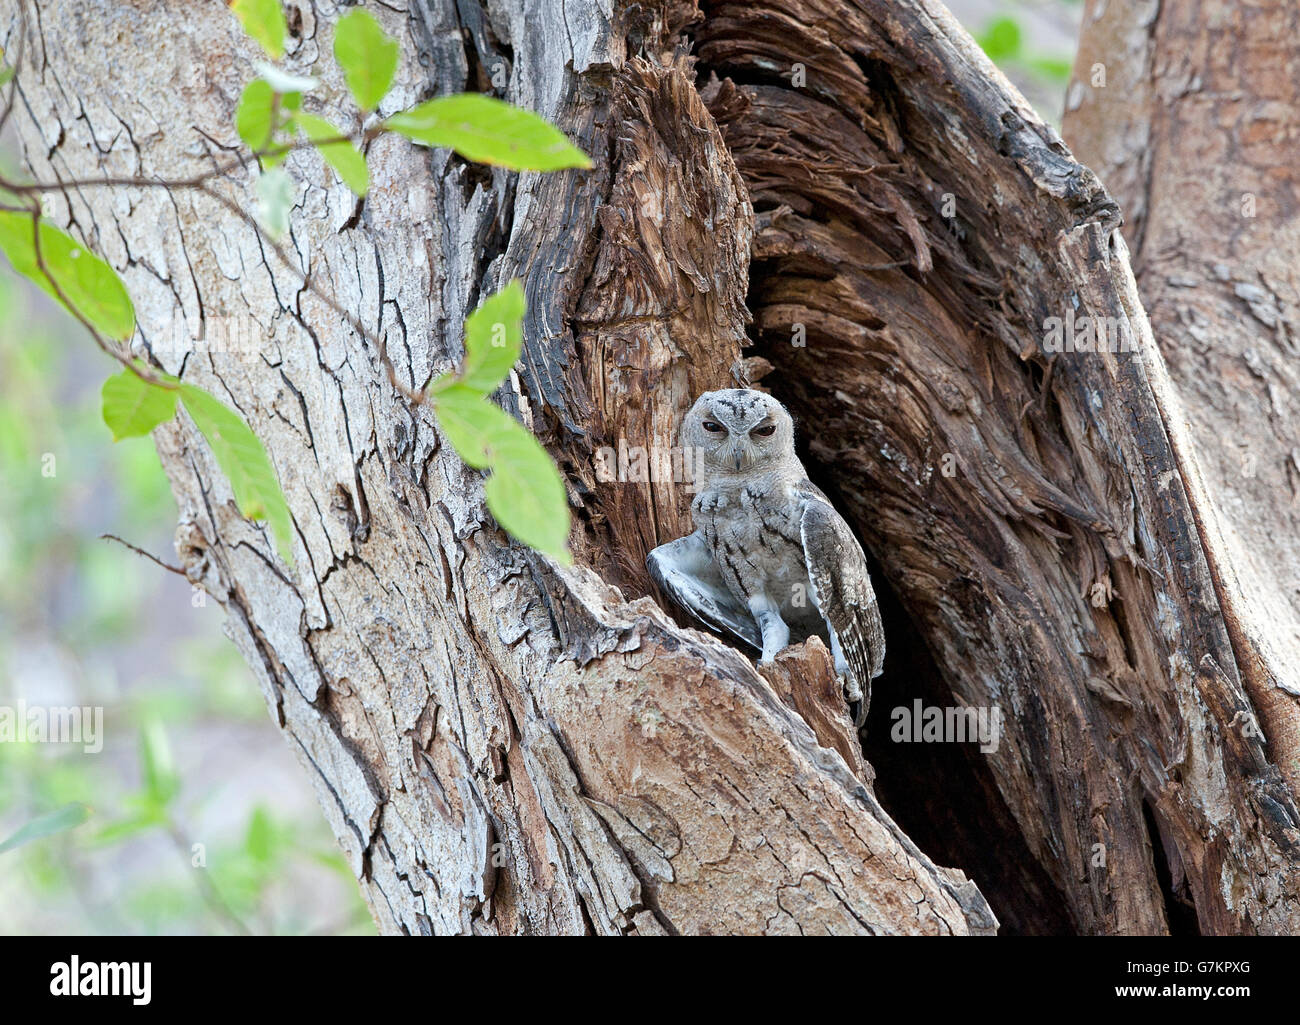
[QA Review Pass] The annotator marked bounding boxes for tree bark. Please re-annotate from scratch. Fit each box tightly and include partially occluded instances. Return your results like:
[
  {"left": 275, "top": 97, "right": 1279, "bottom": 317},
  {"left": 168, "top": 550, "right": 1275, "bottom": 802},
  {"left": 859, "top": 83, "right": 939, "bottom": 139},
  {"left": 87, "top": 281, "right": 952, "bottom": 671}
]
[
  {"left": 1060, "top": 0, "right": 1300, "bottom": 932},
  {"left": 8, "top": 0, "right": 1298, "bottom": 934},
  {"left": 692, "top": 0, "right": 1300, "bottom": 934},
  {"left": 1064, "top": 0, "right": 1300, "bottom": 798}
]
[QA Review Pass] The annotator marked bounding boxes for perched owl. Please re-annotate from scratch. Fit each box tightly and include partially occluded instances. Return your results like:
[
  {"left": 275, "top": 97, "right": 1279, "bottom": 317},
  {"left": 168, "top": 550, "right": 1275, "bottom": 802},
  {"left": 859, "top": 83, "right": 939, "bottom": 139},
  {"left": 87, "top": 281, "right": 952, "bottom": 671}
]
[{"left": 647, "top": 388, "right": 885, "bottom": 726}]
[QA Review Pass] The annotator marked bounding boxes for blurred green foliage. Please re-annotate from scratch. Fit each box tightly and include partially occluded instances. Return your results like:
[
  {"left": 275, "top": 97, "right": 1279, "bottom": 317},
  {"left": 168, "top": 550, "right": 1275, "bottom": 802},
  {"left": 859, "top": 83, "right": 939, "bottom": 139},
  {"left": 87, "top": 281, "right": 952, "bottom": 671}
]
[
  {"left": 976, "top": 13, "right": 1075, "bottom": 91},
  {"left": 0, "top": 274, "right": 372, "bottom": 935}
]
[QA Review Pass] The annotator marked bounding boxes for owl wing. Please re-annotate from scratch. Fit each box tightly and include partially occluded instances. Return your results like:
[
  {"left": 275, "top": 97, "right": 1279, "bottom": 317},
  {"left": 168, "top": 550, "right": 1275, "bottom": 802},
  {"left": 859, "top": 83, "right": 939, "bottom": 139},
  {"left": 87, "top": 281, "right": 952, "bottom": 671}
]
[
  {"left": 647, "top": 532, "right": 762, "bottom": 651},
  {"left": 798, "top": 483, "right": 885, "bottom": 725}
]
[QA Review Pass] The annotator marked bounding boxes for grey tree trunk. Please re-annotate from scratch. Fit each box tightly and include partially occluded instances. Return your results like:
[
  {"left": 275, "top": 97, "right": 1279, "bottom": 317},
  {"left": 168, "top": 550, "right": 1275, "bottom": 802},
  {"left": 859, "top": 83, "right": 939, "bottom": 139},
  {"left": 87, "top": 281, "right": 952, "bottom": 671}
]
[
  {"left": 8, "top": 0, "right": 1298, "bottom": 934},
  {"left": 1061, "top": 0, "right": 1300, "bottom": 932},
  {"left": 1064, "top": 0, "right": 1300, "bottom": 806}
]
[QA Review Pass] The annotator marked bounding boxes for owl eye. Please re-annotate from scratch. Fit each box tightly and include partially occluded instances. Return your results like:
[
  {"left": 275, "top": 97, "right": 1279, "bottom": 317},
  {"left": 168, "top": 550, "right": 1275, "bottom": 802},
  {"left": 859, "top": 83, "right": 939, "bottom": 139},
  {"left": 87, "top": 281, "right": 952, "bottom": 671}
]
[
  {"left": 702, "top": 420, "right": 725, "bottom": 433},
  {"left": 751, "top": 424, "right": 776, "bottom": 437}
]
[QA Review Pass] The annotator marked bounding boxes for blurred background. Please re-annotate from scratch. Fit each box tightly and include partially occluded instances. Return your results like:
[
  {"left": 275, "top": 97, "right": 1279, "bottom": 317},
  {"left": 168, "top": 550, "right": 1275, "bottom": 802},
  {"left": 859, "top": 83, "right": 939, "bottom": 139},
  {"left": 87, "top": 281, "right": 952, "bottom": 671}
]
[
  {"left": 954, "top": 0, "right": 1082, "bottom": 128},
  {"left": 0, "top": 0, "right": 1080, "bottom": 935},
  {"left": 0, "top": 269, "right": 372, "bottom": 935}
]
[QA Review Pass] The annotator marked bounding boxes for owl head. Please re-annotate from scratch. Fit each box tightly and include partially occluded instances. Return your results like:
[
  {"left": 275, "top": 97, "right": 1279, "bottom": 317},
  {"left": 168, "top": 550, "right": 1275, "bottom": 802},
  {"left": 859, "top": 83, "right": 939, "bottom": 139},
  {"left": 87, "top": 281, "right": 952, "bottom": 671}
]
[{"left": 681, "top": 388, "right": 796, "bottom": 476}]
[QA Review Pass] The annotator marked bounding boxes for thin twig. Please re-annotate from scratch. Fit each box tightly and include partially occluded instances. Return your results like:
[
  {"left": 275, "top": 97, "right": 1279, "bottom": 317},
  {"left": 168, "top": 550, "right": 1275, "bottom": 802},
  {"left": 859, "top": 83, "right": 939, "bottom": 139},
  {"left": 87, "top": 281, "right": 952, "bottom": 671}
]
[
  {"left": 0, "top": 0, "right": 424, "bottom": 411},
  {"left": 0, "top": 127, "right": 412, "bottom": 400},
  {"left": 24, "top": 200, "right": 152, "bottom": 380},
  {"left": 0, "top": 128, "right": 382, "bottom": 196},
  {"left": 99, "top": 533, "right": 188, "bottom": 578},
  {"left": 166, "top": 822, "right": 253, "bottom": 936}
]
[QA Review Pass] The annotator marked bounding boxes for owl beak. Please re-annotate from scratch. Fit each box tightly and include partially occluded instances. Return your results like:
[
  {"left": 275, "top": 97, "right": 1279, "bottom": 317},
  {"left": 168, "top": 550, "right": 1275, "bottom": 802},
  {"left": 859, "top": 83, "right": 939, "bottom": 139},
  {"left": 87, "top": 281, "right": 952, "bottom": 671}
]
[{"left": 733, "top": 450, "right": 744, "bottom": 472}]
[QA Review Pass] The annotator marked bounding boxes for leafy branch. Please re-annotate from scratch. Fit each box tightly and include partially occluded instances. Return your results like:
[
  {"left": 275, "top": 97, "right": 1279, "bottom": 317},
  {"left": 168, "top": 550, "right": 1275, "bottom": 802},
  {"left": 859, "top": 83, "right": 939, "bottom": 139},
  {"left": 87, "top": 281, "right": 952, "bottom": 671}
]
[{"left": 0, "top": 1, "right": 587, "bottom": 564}]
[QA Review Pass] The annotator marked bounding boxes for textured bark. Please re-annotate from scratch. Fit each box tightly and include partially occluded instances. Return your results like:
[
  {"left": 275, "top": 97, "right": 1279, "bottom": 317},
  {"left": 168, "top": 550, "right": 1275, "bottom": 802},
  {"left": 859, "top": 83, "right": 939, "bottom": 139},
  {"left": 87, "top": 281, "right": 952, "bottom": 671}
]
[
  {"left": 8, "top": 0, "right": 1298, "bottom": 936},
  {"left": 1063, "top": 0, "right": 1300, "bottom": 927},
  {"left": 1064, "top": 0, "right": 1300, "bottom": 786},
  {"left": 695, "top": 0, "right": 1300, "bottom": 933},
  {"left": 6, "top": 0, "right": 994, "bottom": 935}
]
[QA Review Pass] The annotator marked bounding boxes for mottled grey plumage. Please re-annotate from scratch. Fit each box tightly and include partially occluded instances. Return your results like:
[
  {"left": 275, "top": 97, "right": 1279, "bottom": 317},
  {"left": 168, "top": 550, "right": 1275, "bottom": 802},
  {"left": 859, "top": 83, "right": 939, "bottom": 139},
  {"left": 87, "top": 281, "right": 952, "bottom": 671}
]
[{"left": 648, "top": 388, "right": 885, "bottom": 725}]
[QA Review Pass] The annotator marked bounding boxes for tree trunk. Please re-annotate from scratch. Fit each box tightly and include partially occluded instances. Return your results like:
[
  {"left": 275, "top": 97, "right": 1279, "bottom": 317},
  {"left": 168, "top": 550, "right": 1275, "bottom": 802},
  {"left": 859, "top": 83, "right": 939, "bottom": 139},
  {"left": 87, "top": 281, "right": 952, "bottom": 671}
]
[
  {"left": 9, "top": 0, "right": 1298, "bottom": 934},
  {"left": 1063, "top": 0, "right": 1300, "bottom": 805},
  {"left": 1060, "top": 0, "right": 1300, "bottom": 933}
]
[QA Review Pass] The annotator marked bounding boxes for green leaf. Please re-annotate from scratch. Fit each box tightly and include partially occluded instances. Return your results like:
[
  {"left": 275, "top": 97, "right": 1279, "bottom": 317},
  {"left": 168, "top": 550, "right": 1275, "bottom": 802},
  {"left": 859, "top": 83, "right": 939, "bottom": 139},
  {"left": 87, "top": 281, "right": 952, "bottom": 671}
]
[
  {"left": 334, "top": 7, "right": 399, "bottom": 111},
  {"left": 140, "top": 718, "right": 179, "bottom": 810},
  {"left": 483, "top": 418, "right": 571, "bottom": 562},
  {"left": 1027, "top": 55, "right": 1074, "bottom": 85},
  {"left": 94, "top": 814, "right": 162, "bottom": 845},
  {"left": 294, "top": 112, "right": 369, "bottom": 197},
  {"left": 977, "top": 16, "right": 1023, "bottom": 62},
  {"left": 0, "top": 211, "right": 135, "bottom": 340},
  {"left": 101, "top": 369, "right": 178, "bottom": 441},
  {"left": 385, "top": 94, "right": 591, "bottom": 171},
  {"left": 434, "top": 386, "right": 572, "bottom": 561},
  {"left": 231, "top": 0, "right": 287, "bottom": 59},
  {"left": 255, "top": 166, "right": 296, "bottom": 237},
  {"left": 0, "top": 803, "right": 91, "bottom": 855},
  {"left": 434, "top": 383, "right": 514, "bottom": 470},
  {"left": 456, "top": 280, "right": 524, "bottom": 394},
  {"left": 236, "top": 78, "right": 276, "bottom": 152},
  {"left": 244, "top": 807, "right": 275, "bottom": 864},
  {"left": 179, "top": 383, "right": 295, "bottom": 562}
]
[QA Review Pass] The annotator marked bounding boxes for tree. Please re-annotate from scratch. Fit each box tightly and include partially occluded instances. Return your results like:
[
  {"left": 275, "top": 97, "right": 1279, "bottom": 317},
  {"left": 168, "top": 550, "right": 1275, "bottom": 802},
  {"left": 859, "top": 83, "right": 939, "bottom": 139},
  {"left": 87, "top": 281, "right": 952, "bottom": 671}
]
[{"left": 5, "top": 0, "right": 1297, "bottom": 934}]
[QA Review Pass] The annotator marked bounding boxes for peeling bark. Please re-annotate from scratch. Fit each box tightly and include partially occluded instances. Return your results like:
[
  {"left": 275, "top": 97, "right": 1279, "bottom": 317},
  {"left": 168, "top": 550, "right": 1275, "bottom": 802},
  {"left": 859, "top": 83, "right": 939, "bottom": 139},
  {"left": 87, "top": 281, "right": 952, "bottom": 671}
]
[
  {"left": 696, "top": 0, "right": 1300, "bottom": 933},
  {"left": 8, "top": 0, "right": 1298, "bottom": 936},
  {"left": 1064, "top": 0, "right": 1300, "bottom": 928}
]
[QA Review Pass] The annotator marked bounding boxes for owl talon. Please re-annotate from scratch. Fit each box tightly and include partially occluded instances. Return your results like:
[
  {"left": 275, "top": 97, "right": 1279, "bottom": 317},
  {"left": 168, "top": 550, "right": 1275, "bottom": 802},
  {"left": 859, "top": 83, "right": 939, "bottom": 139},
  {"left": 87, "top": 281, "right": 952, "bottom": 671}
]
[{"left": 840, "top": 675, "right": 868, "bottom": 727}]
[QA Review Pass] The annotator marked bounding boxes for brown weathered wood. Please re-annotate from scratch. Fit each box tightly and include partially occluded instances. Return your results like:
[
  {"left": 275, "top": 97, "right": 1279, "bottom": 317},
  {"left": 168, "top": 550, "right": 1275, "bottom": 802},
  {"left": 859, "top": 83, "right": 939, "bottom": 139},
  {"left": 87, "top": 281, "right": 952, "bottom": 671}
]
[
  {"left": 761, "top": 638, "right": 872, "bottom": 783},
  {"left": 1064, "top": 0, "right": 1300, "bottom": 801},
  {"left": 697, "top": 0, "right": 1300, "bottom": 933}
]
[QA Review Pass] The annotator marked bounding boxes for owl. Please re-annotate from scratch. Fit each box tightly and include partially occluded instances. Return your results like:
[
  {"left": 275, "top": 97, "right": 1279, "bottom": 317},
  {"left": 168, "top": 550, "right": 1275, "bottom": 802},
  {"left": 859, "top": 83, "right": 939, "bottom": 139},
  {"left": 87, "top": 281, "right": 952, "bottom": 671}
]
[{"left": 648, "top": 388, "right": 885, "bottom": 726}]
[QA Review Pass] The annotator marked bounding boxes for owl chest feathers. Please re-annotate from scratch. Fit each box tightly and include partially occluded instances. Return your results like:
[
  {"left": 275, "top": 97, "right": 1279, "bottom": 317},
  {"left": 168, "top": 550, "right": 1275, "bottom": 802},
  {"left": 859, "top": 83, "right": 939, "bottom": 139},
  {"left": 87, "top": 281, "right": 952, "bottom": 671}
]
[{"left": 693, "top": 477, "right": 811, "bottom": 608}]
